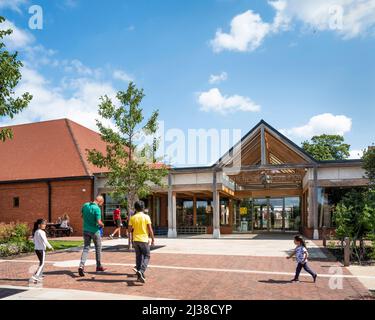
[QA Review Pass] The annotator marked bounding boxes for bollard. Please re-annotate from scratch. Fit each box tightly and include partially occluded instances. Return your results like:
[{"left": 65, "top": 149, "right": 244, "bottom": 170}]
[
  {"left": 344, "top": 236, "right": 350, "bottom": 267},
  {"left": 322, "top": 226, "right": 327, "bottom": 247}
]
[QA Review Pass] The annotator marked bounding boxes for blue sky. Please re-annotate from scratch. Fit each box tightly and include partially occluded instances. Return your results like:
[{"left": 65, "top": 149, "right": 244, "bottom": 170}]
[{"left": 1, "top": 0, "right": 374, "bottom": 165}]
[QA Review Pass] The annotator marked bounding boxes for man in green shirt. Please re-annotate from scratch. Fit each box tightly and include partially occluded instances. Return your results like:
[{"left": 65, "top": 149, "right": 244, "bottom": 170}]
[{"left": 78, "top": 195, "right": 106, "bottom": 276}]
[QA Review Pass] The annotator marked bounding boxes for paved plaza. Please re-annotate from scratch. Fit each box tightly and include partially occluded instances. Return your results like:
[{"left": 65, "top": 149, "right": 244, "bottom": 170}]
[{"left": 0, "top": 235, "right": 373, "bottom": 300}]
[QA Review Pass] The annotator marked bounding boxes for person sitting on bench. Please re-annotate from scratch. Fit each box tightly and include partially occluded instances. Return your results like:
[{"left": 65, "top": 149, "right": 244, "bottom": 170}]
[{"left": 60, "top": 214, "right": 73, "bottom": 234}]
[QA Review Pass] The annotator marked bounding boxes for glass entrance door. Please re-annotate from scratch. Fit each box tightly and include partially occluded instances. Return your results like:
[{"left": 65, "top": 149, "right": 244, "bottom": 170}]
[
  {"left": 253, "top": 198, "right": 268, "bottom": 230},
  {"left": 237, "top": 196, "right": 301, "bottom": 232},
  {"left": 269, "top": 198, "right": 284, "bottom": 230}
]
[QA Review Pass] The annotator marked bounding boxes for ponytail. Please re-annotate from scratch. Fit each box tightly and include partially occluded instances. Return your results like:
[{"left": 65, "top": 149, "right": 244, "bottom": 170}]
[
  {"left": 32, "top": 219, "right": 47, "bottom": 236},
  {"left": 294, "top": 235, "right": 306, "bottom": 248}
]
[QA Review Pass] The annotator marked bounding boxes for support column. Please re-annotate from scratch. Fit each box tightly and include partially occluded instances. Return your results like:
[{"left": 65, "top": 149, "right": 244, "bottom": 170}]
[
  {"left": 193, "top": 194, "right": 197, "bottom": 226},
  {"left": 212, "top": 170, "right": 221, "bottom": 238},
  {"left": 228, "top": 199, "right": 233, "bottom": 227},
  {"left": 168, "top": 173, "right": 177, "bottom": 238},
  {"left": 312, "top": 166, "right": 319, "bottom": 240}
]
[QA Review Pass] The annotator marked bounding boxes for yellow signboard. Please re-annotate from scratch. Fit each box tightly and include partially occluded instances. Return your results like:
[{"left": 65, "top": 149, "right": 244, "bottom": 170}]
[{"left": 240, "top": 207, "right": 247, "bottom": 215}]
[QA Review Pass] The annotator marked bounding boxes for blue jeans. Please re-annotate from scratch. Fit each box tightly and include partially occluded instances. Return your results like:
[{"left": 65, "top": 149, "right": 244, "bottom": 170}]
[
  {"left": 79, "top": 231, "right": 102, "bottom": 268},
  {"left": 133, "top": 241, "right": 150, "bottom": 273},
  {"left": 295, "top": 262, "right": 316, "bottom": 280}
]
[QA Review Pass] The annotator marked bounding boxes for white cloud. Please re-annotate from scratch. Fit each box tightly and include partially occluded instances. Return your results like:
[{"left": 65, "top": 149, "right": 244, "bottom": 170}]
[
  {"left": 209, "top": 72, "right": 228, "bottom": 84},
  {"left": 197, "top": 88, "right": 261, "bottom": 114},
  {"left": 113, "top": 69, "right": 134, "bottom": 83},
  {"left": 211, "top": 10, "right": 270, "bottom": 52},
  {"left": 0, "top": 20, "right": 119, "bottom": 131},
  {"left": 349, "top": 149, "right": 364, "bottom": 159},
  {"left": 2, "top": 66, "right": 117, "bottom": 131},
  {"left": 270, "top": 0, "right": 375, "bottom": 39},
  {"left": 0, "top": 0, "right": 27, "bottom": 13},
  {"left": 1, "top": 19, "right": 35, "bottom": 50},
  {"left": 210, "top": 0, "right": 375, "bottom": 53},
  {"left": 280, "top": 113, "right": 352, "bottom": 139}
]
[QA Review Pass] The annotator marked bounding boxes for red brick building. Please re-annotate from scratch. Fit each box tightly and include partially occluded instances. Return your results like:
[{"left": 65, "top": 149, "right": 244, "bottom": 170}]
[{"left": 0, "top": 119, "right": 107, "bottom": 235}]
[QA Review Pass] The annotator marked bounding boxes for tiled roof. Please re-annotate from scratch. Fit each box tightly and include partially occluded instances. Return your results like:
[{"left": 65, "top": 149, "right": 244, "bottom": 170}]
[{"left": 0, "top": 118, "right": 108, "bottom": 182}]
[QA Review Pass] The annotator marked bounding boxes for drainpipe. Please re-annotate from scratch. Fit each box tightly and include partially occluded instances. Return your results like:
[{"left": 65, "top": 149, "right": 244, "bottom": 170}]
[{"left": 47, "top": 181, "right": 52, "bottom": 222}]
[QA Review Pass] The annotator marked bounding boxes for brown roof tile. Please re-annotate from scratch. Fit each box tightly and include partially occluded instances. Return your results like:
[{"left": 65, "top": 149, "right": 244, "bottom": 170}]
[{"left": 0, "top": 118, "right": 108, "bottom": 182}]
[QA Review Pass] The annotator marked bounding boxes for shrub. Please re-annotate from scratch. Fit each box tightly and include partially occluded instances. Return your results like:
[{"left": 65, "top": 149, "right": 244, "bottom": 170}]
[
  {"left": 0, "top": 222, "right": 30, "bottom": 243},
  {"left": 0, "top": 222, "right": 33, "bottom": 257}
]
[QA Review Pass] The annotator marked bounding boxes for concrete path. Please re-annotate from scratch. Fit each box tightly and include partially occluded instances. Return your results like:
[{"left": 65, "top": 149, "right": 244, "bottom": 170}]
[
  {"left": 348, "top": 265, "right": 375, "bottom": 292},
  {"left": 101, "top": 235, "right": 327, "bottom": 259},
  {"left": 0, "top": 285, "right": 165, "bottom": 300},
  {"left": 0, "top": 235, "right": 371, "bottom": 300}
]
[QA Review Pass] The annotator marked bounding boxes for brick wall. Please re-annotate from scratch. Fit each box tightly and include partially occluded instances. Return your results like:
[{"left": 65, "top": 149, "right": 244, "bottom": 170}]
[
  {"left": 0, "top": 179, "right": 93, "bottom": 236},
  {"left": 0, "top": 182, "right": 49, "bottom": 229},
  {"left": 50, "top": 179, "right": 93, "bottom": 235}
]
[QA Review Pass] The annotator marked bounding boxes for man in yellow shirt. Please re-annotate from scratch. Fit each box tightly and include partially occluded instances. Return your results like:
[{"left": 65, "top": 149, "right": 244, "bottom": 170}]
[{"left": 128, "top": 200, "right": 155, "bottom": 283}]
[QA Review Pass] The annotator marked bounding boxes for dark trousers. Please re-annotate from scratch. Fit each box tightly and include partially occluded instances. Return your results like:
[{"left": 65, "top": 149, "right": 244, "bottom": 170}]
[
  {"left": 34, "top": 250, "right": 45, "bottom": 278},
  {"left": 133, "top": 241, "right": 150, "bottom": 273},
  {"left": 295, "top": 262, "right": 316, "bottom": 279},
  {"left": 79, "top": 231, "right": 102, "bottom": 268}
]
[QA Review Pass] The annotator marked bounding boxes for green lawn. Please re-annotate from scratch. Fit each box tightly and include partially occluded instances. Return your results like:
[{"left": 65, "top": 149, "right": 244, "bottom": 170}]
[{"left": 48, "top": 240, "right": 83, "bottom": 250}]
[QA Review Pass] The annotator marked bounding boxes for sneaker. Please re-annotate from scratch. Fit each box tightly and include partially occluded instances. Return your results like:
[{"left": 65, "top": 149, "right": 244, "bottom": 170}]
[
  {"left": 31, "top": 275, "right": 40, "bottom": 282},
  {"left": 96, "top": 266, "right": 107, "bottom": 272},
  {"left": 78, "top": 267, "right": 85, "bottom": 277},
  {"left": 291, "top": 278, "right": 299, "bottom": 282},
  {"left": 132, "top": 267, "right": 138, "bottom": 273},
  {"left": 137, "top": 271, "right": 146, "bottom": 283},
  {"left": 313, "top": 274, "right": 317, "bottom": 283},
  {"left": 109, "top": 234, "right": 114, "bottom": 240}
]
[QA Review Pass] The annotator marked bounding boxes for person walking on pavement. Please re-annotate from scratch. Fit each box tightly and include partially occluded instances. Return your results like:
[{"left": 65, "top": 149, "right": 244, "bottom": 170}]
[
  {"left": 109, "top": 205, "right": 123, "bottom": 239},
  {"left": 128, "top": 200, "right": 155, "bottom": 283},
  {"left": 78, "top": 195, "right": 107, "bottom": 276}
]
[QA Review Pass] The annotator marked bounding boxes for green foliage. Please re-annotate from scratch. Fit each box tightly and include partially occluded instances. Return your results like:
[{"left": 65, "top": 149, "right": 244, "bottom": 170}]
[
  {"left": 87, "top": 82, "right": 168, "bottom": 212},
  {"left": 0, "top": 16, "right": 32, "bottom": 142},
  {"left": 302, "top": 134, "right": 350, "bottom": 161},
  {"left": 334, "top": 189, "right": 375, "bottom": 262},
  {"left": 0, "top": 222, "right": 33, "bottom": 257},
  {"left": 0, "top": 222, "right": 30, "bottom": 243},
  {"left": 363, "top": 146, "right": 375, "bottom": 188}
]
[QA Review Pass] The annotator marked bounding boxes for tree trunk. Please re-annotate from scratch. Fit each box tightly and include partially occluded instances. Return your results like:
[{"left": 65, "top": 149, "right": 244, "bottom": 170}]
[{"left": 127, "top": 189, "right": 139, "bottom": 250}]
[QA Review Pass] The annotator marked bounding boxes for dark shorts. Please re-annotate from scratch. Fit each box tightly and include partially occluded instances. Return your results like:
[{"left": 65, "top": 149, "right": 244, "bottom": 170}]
[{"left": 115, "top": 219, "right": 122, "bottom": 227}]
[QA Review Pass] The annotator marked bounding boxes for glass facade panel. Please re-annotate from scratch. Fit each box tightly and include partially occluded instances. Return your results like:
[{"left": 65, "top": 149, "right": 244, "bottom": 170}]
[
  {"left": 284, "top": 197, "right": 301, "bottom": 231},
  {"left": 220, "top": 199, "right": 230, "bottom": 226},
  {"left": 269, "top": 198, "right": 283, "bottom": 230},
  {"left": 196, "top": 200, "right": 212, "bottom": 227},
  {"left": 176, "top": 200, "right": 194, "bottom": 226},
  {"left": 317, "top": 187, "right": 366, "bottom": 228},
  {"left": 234, "top": 196, "right": 301, "bottom": 232}
]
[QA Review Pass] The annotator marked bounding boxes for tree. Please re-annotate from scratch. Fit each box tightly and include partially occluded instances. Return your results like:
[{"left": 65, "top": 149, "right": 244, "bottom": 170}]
[
  {"left": 87, "top": 82, "right": 168, "bottom": 215},
  {"left": 302, "top": 134, "right": 350, "bottom": 161},
  {"left": 334, "top": 189, "right": 375, "bottom": 262},
  {"left": 362, "top": 146, "right": 375, "bottom": 188},
  {"left": 0, "top": 16, "right": 32, "bottom": 141}
]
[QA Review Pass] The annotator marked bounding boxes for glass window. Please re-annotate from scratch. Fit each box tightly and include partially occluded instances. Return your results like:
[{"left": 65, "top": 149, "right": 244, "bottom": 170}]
[
  {"left": 317, "top": 187, "right": 366, "bottom": 228},
  {"left": 13, "top": 197, "right": 20, "bottom": 208},
  {"left": 103, "top": 194, "right": 125, "bottom": 221},
  {"left": 284, "top": 197, "right": 301, "bottom": 231},
  {"left": 220, "top": 198, "right": 230, "bottom": 226},
  {"left": 196, "top": 200, "right": 211, "bottom": 227},
  {"left": 176, "top": 200, "right": 194, "bottom": 226}
]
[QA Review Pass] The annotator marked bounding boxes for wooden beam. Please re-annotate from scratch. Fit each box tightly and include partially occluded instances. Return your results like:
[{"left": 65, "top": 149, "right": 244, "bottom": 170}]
[
  {"left": 224, "top": 163, "right": 314, "bottom": 173},
  {"left": 261, "top": 125, "right": 267, "bottom": 165}
]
